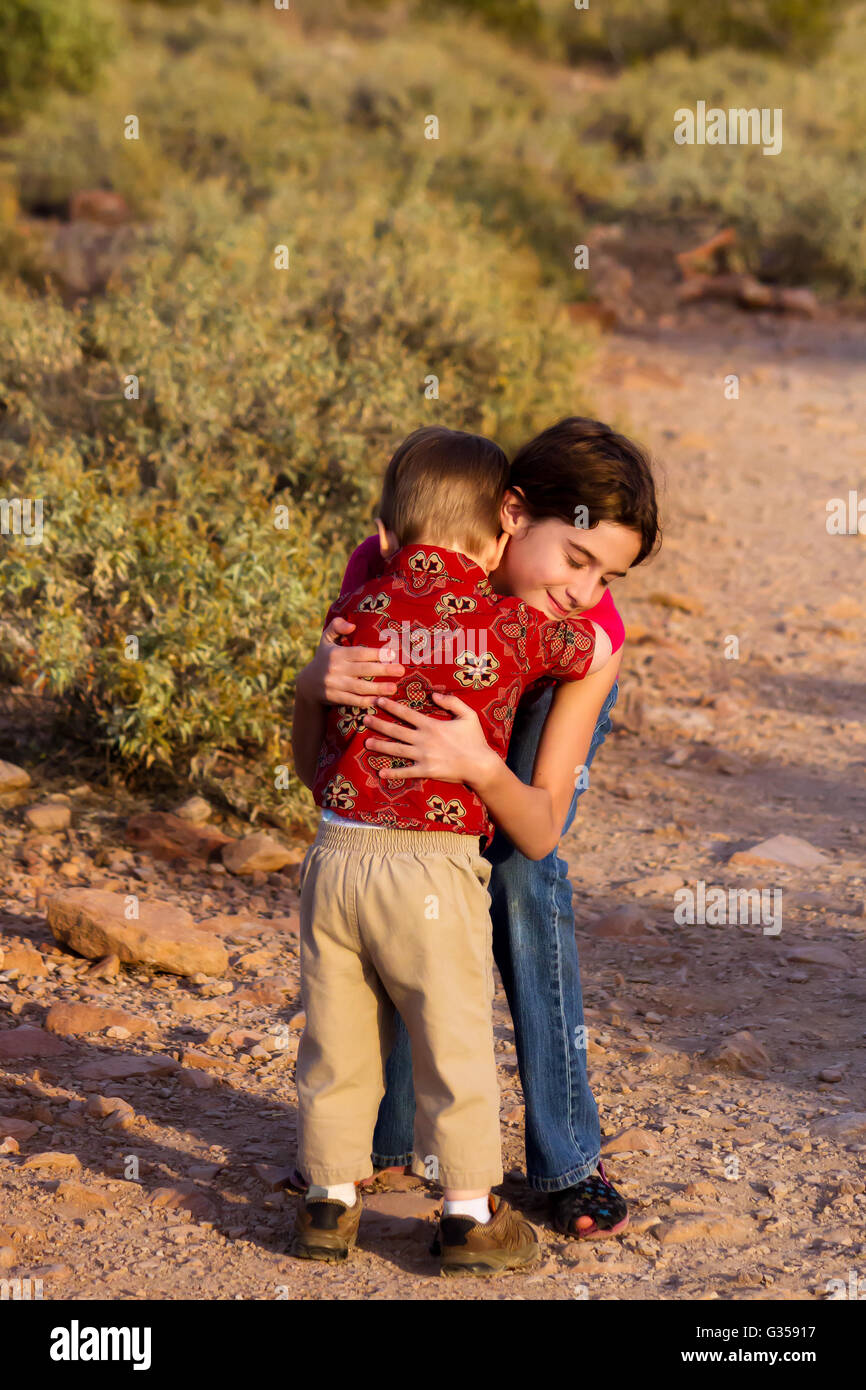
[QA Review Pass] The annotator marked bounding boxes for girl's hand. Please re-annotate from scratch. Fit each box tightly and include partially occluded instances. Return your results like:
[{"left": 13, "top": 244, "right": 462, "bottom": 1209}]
[
  {"left": 298, "top": 617, "right": 405, "bottom": 707},
  {"left": 362, "top": 692, "right": 499, "bottom": 785}
]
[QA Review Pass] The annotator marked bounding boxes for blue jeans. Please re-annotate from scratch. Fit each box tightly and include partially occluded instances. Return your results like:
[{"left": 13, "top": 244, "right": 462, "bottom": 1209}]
[{"left": 370, "top": 679, "right": 619, "bottom": 1192}]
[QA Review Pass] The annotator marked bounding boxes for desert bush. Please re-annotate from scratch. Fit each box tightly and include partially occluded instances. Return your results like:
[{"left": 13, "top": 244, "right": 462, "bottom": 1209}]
[
  {"left": 0, "top": 0, "right": 116, "bottom": 132},
  {"left": 574, "top": 5, "right": 866, "bottom": 290},
  {"left": 545, "top": 0, "right": 846, "bottom": 66},
  {"left": 0, "top": 2, "right": 597, "bottom": 819}
]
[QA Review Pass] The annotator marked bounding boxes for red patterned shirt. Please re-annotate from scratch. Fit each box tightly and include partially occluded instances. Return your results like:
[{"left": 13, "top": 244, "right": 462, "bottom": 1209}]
[{"left": 312, "top": 543, "right": 596, "bottom": 847}]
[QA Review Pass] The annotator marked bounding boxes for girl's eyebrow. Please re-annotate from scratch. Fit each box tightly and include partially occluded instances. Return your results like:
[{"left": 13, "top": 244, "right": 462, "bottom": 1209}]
[{"left": 567, "top": 538, "right": 628, "bottom": 579}]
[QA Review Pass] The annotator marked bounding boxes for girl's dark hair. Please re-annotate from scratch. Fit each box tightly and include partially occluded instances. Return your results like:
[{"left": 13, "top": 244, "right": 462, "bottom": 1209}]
[{"left": 509, "top": 417, "right": 661, "bottom": 565}]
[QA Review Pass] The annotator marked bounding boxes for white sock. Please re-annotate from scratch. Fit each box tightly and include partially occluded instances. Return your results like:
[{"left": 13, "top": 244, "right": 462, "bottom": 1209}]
[
  {"left": 306, "top": 1181, "right": 357, "bottom": 1207},
  {"left": 443, "top": 1195, "right": 491, "bottom": 1224}
]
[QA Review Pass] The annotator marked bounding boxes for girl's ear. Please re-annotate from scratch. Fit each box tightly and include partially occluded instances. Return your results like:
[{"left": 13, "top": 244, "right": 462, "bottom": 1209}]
[
  {"left": 375, "top": 517, "right": 400, "bottom": 558},
  {"left": 500, "top": 487, "right": 528, "bottom": 536}
]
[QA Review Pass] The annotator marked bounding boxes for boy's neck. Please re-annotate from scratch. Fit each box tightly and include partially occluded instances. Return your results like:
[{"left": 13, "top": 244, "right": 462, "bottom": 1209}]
[{"left": 394, "top": 536, "right": 490, "bottom": 574}]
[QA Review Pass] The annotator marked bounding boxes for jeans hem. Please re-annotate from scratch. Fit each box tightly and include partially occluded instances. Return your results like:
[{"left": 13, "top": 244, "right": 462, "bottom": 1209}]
[
  {"left": 524, "top": 1153, "right": 601, "bottom": 1193},
  {"left": 371, "top": 1152, "right": 413, "bottom": 1169}
]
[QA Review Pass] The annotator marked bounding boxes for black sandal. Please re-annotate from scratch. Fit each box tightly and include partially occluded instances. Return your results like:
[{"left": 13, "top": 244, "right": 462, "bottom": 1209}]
[{"left": 549, "top": 1160, "right": 629, "bottom": 1239}]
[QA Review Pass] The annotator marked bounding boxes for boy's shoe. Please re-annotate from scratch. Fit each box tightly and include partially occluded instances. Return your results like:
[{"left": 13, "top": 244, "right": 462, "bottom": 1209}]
[
  {"left": 288, "top": 1193, "right": 363, "bottom": 1262},
  {"left": 436, "top": 1194, "right": 541, "bottom": 1277}
]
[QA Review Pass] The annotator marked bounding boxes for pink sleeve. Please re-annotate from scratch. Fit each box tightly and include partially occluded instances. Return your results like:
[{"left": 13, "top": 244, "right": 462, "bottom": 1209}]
[
  {"left": 339, "top": 535, "right": 385, "bottom": 598},
  {"left": 582, "top": 588, "right": 625, "bottom": 654}
]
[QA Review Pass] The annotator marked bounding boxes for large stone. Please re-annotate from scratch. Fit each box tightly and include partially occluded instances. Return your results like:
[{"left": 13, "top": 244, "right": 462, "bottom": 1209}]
[
  {"left": 0, "top": 1117, "right": 39, "bottom": 1143},
  {"left": 602, "top": 1126, "right": 663, "bottom": 1156},
  {"left": 0, "top": 1026, "right": 73, "bottom": 1058},
  {"left": 174, "top": 796, "right": 213, "bottom": 824},
  {"left": 706, "top": 1029, "right": 770, "bottom": 1078},
  {"left": 811, "top": 1112, "right": 866, "bottom": 1141},
  {"left": 587, "top": 904, "right": 659, "bottom": 939},
  {"left": 729, "top": 835, "right": 829, "bottom": 869},
  {"left": 654, "top": 1212, "right": 754, "bottom": 1245},
  {"left": 44, "top": 1003, "right": 154, "bottom": 1038},
  {"left": 21, "top": 1151, "right": 81, "bottom": 1174},
  {"left": 221, "top": 833, "right": 294, "bottom": 875},
  {"left": 0, "top": 945, "right": 48, "bottom": 976},
  {"left": 78, "top": 1054, "right": 179, "bottom": 1081},
  {"left": 149, "top": 1184, "right": 216, "bottom": 1220},
  {"left": 0, "top": 760, "right": 31, "bottom": 808},
  {"left": 47, "top": 889, "right": 229, "bottom": 977},
  {"left": 784, "top": 944, "right": 849, "bottom": 969},
  {"left": 126, "top": 812, "right": 231, "bottom": 865},
  {"left": 24, "top": 802, "right": 71, "bottom": 833}
]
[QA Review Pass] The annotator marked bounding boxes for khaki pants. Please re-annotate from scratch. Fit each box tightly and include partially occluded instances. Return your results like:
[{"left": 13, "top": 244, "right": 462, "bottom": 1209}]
[{"left": 296, "top": 819, "right": 503, "bottom": 1190}]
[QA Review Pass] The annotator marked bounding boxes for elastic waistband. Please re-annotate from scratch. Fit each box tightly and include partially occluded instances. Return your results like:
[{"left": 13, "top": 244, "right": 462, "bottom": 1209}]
[{"left": 313, "top": 819, "right": 480, "bottom": 857}]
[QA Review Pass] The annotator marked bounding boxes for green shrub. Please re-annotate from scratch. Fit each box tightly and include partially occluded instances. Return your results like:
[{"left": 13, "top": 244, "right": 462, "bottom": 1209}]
[
  {"left": 0, "top": 3, "right": 598, "bottom": 821},
  {"left": 544, "top": 0, "right": 846, "bottom": 66},
  {"left": 573, "top": 5, "right": 866, "bottom": 291},
  {"left": 0, "top": 0, "right": 116, "bottom": 132}
]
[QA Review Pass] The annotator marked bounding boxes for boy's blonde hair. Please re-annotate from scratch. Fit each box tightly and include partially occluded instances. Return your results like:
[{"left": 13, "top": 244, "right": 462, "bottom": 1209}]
[{"left": 378, "top": 426, "right": 509, "bottom": 556}]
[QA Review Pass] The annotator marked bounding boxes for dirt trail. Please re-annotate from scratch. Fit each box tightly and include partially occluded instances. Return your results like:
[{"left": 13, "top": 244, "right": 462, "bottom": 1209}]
[{"left": 1, "top": 311, "right": 864, "bottom": 1301}]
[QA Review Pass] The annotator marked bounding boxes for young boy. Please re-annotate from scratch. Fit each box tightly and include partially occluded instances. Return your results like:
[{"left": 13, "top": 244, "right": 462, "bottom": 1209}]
[{"left": 289, "top": 426, "right": 598, "bottom": 1276}]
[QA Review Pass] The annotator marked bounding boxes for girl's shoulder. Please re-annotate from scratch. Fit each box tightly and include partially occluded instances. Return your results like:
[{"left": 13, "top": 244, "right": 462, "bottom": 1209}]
[
  {"left": 340, "top": 534, "right": 384, "bottom": 597},
  {"left": 581, "top": 587, "right": 625, "bottom": 654}
]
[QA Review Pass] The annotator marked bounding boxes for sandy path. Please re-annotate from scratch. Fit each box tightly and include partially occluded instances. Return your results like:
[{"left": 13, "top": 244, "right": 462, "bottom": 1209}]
[{"left": 1, "top": 312, "right": 864, "bottom": 1301}]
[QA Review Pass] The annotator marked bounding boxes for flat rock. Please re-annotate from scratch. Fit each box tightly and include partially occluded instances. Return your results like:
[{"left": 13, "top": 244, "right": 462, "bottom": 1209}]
[
  {"left": 180, "top": 1049, "right": 232, "bottom": 1073},
  {"left": 0, "top": 945, "right": 48, "bottom": 976},
  {"left": 174, "top": 796, "right": 213, "bottom": 824},
  {"left": 627, "top": 873, "right": 687, "bottom": 898},
  {"left": 24, "top": 802, "right": 71, "bottom": 833},
  {"left": 44, "top": 1003, "right": 154, "bottom": 1038},
  {"left": 149, "top": 1184, "right": 216, "bottom": 1220},
  {"left": 706, "top": 1030, "right": 770, "bottom": 1078},
  {"left": 0, "top": 1025, "right": 73, "bottom": 1058},
  {"left": 222, "top": 833, "right": 294, "bottom": 875},
  {"left": 654, "top": 1212, "right": 754, "bottom": 1245},
  {"left": 587, "top": 904, "right": 660, "bottom": 939},
  {"left": 811, "top": 1112, "right": 866, "bottom": 1141},
  {"left": 78, "top": 1054, "right": 180, "bottom": 1080},
  {"left": 47, "top": 889, "right": 229, "bottom": 977},
  {"left": 21, "top": 1150, "right": 82, "bottom": 1174},
  {"left": 253, "top": 1163, "right": 298, "bottom": 1192},
  {"left": 0, "top": 760, "right": 31, "bottom": 807},
  {"left": 126, "top": 812, "right": 231, "bottom": 864},
  {"left": 602, "top": 1126, "right": 663, "bottom": 1155},
  {"left": 783, "top": 944, "right": 849, "bottom": 969},
  {"left": 84, "top": 1095, "right": 135, "bottom": 1122},
  {"left": 0, "top": 1117, "right": 39, "bottom": 1142},
  {"left": 729, "top": 834, "right": 829, "bottom": 869},
  {"left": 0, "top": 760, "right": 30, "bottom": 791},
  {"left": 53, "top": 1181, "right": 114, "bottom": 1216}
]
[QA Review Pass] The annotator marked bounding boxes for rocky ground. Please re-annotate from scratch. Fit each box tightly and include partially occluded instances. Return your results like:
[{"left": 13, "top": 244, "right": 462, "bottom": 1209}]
[{"left": 1, "top": 304, "right": 864, "bottom": 1301}]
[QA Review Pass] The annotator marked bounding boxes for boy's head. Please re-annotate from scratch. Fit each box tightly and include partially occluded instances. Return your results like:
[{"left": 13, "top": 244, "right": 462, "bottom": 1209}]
[{"left": 376, "top": 426, "right": 510, "bottom": 572}]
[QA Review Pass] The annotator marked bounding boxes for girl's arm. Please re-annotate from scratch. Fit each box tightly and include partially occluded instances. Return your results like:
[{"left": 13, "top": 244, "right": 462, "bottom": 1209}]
[
  {"left": 291, "top": 616, "right": 406, "bottom": 788},
  {"left": 362, "top": 650, "right": 622, "bottom": 860}
]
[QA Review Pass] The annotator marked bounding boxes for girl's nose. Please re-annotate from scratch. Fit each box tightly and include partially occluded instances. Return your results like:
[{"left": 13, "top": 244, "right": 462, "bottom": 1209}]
[{"left": 566, "top": 578, "right": 602, "bottom": 610}]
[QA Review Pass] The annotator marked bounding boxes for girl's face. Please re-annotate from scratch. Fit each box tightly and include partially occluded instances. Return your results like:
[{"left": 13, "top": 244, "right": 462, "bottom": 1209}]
[{"left": 491, "top": 492, "right": 643, "bottom": 619}]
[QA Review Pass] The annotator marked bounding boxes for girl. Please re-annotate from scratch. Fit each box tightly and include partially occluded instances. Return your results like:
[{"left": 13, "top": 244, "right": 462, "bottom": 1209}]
[{"left": 292, "top": 417, "right": 660, "bottom": 1238}]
